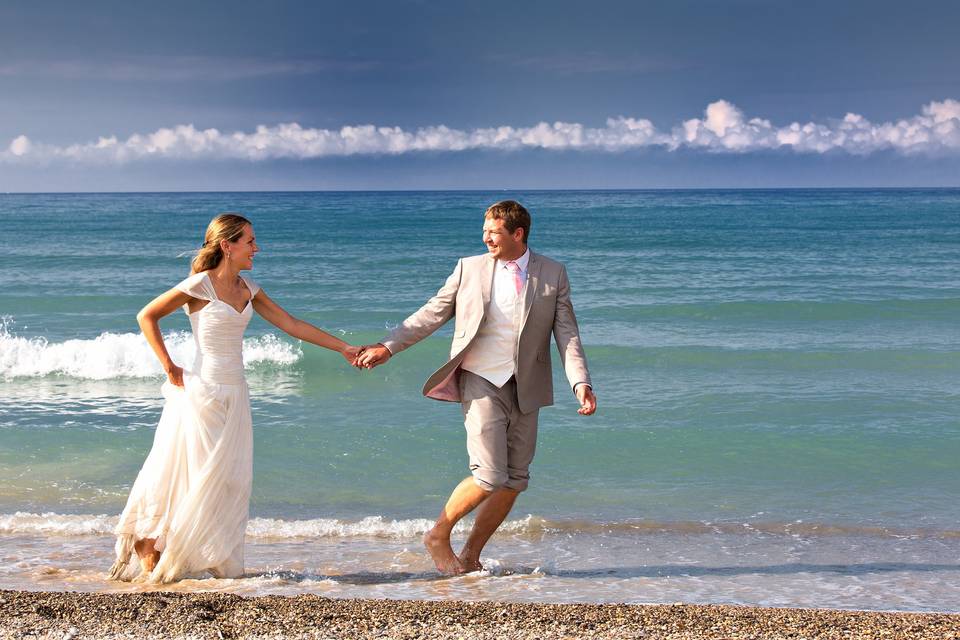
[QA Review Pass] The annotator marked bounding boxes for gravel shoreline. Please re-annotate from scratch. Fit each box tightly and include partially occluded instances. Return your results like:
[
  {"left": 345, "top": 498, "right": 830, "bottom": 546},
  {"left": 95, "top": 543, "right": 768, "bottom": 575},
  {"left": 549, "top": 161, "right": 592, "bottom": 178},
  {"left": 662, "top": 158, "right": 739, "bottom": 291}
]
[{"left": 2, "top": 590, "right": 958, "bottom": 639}]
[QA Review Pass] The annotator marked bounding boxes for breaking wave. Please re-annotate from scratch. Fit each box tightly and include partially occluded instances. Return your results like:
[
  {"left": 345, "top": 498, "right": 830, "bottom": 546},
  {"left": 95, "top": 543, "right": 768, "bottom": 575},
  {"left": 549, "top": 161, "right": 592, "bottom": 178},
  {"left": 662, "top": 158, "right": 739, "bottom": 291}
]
[
  {"left": 0, "top": 317, "right": 300, "bottom": 380},
  {"left": 2, "top": 512, "right": 956, "bottom": 540}
]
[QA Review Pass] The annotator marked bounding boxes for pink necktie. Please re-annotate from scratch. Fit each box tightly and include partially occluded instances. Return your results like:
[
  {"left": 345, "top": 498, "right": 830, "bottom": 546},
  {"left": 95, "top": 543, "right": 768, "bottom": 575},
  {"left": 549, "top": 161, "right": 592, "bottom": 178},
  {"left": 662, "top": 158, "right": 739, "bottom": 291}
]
[{"left": 506, "top": 261, "right": 523, "bottom": 295}]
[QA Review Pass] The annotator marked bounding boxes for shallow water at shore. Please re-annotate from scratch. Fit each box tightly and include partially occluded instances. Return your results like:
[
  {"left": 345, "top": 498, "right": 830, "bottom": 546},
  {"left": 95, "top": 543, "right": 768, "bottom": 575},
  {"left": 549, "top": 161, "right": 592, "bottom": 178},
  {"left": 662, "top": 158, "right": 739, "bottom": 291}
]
[{"left": 3, "top": 513, "right": 959, "bottom": 611}]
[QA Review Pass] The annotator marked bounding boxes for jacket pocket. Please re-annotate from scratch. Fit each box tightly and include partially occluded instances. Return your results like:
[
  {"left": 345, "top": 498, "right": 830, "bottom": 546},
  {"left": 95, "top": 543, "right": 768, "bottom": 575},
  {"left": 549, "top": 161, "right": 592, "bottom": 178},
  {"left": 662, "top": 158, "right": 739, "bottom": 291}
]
[{"left": 536, "top": 350, "right": 550, "bottom": 363}]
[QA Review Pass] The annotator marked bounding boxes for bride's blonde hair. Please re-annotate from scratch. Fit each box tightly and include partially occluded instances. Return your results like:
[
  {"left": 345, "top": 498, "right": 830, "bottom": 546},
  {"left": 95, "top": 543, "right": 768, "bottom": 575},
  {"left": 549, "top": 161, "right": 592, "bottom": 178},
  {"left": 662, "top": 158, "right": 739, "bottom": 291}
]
[{"left": 191, "top": 213, "right": 252, "bottom": 274}]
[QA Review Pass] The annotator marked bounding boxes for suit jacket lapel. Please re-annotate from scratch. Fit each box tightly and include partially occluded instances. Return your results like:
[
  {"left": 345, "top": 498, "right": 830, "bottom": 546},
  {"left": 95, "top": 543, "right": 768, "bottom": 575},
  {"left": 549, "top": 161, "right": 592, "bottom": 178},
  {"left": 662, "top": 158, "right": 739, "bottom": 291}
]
[
  {"left": 520, "top": 251, "right": 540, "bottom": 335},
  {"left": 481, "top": 254, "right": 495, "bottom": 309}
]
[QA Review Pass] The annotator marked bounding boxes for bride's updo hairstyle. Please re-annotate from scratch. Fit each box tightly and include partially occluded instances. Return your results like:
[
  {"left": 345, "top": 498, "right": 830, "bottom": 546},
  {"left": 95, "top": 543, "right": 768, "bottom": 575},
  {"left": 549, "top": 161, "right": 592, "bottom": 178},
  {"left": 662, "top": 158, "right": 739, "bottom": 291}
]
[{"left": 191, "top": 213, "right": 252, "bottom": 274}]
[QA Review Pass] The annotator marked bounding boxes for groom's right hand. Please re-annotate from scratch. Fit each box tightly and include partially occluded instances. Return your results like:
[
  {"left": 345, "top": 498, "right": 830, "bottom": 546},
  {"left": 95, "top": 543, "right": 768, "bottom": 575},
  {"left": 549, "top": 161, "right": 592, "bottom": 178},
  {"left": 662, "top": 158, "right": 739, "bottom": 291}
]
[{"left": 355, "top": 343, "right": 391, "bottom": 369}]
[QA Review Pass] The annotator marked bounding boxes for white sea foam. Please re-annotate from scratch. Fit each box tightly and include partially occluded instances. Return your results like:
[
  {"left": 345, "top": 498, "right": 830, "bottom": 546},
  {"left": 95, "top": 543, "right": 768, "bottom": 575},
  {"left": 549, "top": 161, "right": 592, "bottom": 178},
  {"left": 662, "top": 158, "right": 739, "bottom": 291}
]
[
  {"left": 0, "top": 512, "right": 542, "bottom": 539},
  {"left": 7, "top": 511, "right": 946, "bottom": 541},
  {"left": 0, "top": 512, "right": 118, "bottom": 536},
  {"left": 0, "top": 319, "right": 300, "bottom": 379},
  {"left": 246, "top": 516, "right": 439, "bottom": 539},
  {"left": 247, "top": 514, "right": 541, "bottom": 539}
]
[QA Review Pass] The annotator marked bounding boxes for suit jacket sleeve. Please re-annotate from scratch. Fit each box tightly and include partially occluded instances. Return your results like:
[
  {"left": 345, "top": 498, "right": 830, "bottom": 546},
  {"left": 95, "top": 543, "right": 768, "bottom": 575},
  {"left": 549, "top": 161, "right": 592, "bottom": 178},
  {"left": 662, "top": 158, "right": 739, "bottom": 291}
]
[
  {"left": 381, "top": 259, "right": 462, "bottom": 355},
  {"left": 553, "top": 264, "right": 592, "bottom": 391}
]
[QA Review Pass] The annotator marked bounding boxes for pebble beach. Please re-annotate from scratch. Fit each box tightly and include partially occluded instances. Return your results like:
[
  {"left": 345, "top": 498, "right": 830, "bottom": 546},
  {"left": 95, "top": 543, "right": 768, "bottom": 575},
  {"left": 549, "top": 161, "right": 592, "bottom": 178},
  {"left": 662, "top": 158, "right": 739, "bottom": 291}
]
[{"left": 3, "top": 590, "right": 959, "bottom": 639}]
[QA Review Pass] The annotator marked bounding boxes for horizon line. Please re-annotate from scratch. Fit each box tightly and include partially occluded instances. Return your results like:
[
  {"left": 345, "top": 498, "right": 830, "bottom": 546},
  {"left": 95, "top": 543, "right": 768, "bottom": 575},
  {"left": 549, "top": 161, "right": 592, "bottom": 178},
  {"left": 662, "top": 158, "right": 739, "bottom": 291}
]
[{"left": 2, "top": 186, "right": 960, "bottom": 196}]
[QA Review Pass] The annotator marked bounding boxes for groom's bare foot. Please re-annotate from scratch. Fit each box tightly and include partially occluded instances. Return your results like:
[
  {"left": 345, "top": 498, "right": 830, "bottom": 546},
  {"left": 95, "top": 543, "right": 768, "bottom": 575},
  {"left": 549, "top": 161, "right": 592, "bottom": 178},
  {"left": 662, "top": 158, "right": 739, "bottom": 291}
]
[
  {"left": 457, "top": 544, "right": 483, "bottom": 572},
  {"left": 423, "top": 529, "right": 464, "bottom": 575},
  {"left": 458, "top": 554, "right": 483, "bottom": 573}
]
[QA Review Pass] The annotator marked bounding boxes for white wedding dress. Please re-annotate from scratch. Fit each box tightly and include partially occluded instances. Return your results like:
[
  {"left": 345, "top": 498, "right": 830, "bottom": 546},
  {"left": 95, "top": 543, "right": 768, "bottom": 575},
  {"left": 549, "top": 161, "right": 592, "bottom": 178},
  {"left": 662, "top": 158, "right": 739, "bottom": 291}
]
[{"left": 109, "top": 271, "right": 259, "bottom": 583}]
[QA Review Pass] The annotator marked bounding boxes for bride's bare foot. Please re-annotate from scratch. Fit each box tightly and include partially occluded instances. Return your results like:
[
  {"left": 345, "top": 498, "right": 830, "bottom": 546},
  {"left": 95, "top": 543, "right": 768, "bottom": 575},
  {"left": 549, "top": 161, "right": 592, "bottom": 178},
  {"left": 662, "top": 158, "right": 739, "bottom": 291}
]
[
  {"left": 423, "top": 529, "right": 464, "bottom": 575},
  {"left": 134, "top": 538, "right": 161, "bottom": 574},
  {"left": 139, "top": 552, "right": 160, "bottom": 574}
]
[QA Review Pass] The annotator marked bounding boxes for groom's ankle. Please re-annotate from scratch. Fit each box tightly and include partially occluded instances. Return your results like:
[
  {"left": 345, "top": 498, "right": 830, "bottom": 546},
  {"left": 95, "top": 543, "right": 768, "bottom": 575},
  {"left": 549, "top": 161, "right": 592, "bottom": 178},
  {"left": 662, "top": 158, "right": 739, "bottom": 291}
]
[{"left": 424, "top": 528, "right": 449, "bottom": 542}]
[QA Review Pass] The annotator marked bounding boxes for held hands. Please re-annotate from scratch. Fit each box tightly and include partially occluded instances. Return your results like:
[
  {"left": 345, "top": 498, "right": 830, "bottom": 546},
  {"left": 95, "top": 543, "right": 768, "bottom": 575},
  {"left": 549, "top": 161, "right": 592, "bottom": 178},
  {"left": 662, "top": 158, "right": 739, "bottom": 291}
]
[
  {"left": 340, "top": 344, "right": 365, "bottom": 365},
  {"left": 353, "top": 343, "right": 392, "bottom": 369},
  {"left": 165, "top": 363, "right": 185, "bottom": 388},
  {"left": 575, "top": 384, "right": 597, "bottom": 416},
  {"left": 329, "top": 343, "right": 390, "bottom": 369}
]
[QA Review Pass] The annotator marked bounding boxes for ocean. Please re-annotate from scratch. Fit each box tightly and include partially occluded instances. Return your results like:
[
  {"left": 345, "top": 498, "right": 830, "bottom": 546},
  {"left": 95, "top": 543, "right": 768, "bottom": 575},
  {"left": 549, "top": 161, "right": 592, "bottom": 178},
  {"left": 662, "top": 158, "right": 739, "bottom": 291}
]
[{"left": 0, "top": 189, "right": 958, "bottom": 611}]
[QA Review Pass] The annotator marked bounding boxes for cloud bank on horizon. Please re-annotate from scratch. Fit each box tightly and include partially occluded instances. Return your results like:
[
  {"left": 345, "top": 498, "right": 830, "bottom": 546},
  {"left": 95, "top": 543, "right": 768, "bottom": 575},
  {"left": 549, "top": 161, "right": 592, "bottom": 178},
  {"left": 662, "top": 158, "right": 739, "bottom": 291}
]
[{"left": 5, "top": 99, "right": 960, "bottom": 163}]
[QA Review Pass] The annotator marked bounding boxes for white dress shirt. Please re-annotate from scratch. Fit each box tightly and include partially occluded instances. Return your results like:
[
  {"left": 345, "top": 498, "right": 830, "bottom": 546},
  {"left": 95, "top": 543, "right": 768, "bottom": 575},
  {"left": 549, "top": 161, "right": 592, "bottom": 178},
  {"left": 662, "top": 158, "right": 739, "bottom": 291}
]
[{"left": 461, "top": 249, "right": 530, "bottom": 387}]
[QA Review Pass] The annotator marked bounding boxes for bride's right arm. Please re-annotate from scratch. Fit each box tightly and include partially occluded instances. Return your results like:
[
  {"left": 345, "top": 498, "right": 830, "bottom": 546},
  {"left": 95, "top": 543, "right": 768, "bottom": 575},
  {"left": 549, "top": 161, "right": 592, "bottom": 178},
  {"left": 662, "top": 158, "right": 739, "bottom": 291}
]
[
  {"left": 251, "top": 290, "right": 360, "bottom": 363},
  {"left": 137, "top": 288, "right": 194, "bottom": 387}
]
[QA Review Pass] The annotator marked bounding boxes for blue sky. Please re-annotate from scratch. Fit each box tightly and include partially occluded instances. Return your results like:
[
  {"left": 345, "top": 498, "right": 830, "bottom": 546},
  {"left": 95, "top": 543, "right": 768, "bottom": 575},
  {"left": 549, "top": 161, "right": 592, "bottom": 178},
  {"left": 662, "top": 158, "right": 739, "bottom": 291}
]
[{"left": 1, "top": 0, "right": 959, "bottom": 190}]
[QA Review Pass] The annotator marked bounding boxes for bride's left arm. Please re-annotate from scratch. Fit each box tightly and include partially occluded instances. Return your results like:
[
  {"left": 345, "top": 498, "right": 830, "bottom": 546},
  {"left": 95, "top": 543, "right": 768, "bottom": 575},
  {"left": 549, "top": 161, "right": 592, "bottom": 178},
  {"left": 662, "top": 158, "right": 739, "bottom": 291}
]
[{"left": 252, "top": 290, "right": 361, "bottom": 363}]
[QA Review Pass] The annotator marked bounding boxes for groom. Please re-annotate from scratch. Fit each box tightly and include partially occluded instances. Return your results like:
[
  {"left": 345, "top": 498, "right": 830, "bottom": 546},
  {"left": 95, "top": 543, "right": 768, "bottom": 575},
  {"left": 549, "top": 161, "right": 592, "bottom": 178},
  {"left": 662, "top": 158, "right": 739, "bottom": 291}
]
[{"left": 356, "top": 200, "right": 596, "bottom": 574}]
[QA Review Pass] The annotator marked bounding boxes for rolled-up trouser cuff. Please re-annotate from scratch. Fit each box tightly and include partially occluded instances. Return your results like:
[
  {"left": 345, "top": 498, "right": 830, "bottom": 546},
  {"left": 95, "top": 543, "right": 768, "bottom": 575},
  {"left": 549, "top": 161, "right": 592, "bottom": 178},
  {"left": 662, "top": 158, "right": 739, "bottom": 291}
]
[
  {"left": 470, "top": 466, "right": 530, "bottom": 492},
  {"left": 503, "top": 473, "right": 529, "bottom": 492},
  {"left": 470, "top": 467, "right": 507, "bottom": 492}
]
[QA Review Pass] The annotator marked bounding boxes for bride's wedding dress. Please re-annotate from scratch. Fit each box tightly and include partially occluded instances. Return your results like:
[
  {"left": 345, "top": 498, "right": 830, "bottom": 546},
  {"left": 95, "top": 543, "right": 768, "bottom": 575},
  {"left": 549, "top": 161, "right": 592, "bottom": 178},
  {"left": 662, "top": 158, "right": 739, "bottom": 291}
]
[{"left": 109, "top": 271, "right": 259, "bottom": 583}]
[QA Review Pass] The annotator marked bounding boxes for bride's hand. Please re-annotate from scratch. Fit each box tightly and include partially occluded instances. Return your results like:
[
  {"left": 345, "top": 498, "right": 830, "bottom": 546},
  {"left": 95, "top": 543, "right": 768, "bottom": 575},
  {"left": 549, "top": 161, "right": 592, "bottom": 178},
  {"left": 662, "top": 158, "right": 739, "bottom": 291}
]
[
  {"left": 165, "top": 363, "right": 185, "bottom": 388},
  {"left": 341, "top": 345, "right": 364, "bottom": 365}
]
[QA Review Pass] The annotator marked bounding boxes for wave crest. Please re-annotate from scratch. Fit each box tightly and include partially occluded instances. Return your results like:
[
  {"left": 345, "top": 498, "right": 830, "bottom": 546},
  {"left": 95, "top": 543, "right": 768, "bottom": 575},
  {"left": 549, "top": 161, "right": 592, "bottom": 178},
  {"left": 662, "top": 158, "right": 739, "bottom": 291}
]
[
  {"left": 0, "top": 513, "right": 544, "bottom": 539},
  {"left": 0, "top": 317, "right": 300, "bottom": 379}
]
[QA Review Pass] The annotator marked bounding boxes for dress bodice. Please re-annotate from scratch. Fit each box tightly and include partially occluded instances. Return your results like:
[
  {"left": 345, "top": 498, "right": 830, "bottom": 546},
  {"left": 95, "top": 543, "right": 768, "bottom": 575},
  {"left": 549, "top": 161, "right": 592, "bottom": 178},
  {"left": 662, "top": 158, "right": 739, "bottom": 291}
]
[{"left": 175, "top": 272, "right": 260, "bottom": 385}]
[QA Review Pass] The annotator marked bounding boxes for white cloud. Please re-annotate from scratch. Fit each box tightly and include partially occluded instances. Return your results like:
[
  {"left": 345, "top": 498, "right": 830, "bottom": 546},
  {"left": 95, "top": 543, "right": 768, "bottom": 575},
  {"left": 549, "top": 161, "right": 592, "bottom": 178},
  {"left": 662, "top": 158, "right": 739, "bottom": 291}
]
[
  {"left": 3, "top": 99, "right": 959, "bottom": 164},
  {"left": 8, "top": 135, "right": 31, "bottom": 156}
]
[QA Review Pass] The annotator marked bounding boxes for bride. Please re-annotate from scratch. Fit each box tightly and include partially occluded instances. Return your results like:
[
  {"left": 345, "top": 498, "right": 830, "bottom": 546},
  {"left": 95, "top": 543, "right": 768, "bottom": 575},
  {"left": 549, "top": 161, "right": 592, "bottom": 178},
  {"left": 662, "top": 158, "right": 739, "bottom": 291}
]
[{"left": 108, "top": 213, "right": 361, "bottom": 583}]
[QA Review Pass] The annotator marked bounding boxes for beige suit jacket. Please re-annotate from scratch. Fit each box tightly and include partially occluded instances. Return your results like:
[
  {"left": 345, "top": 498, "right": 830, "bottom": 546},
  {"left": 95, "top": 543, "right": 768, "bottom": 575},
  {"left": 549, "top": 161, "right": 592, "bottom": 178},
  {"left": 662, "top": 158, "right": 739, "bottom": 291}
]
[{"left": 382, "top": 251, "right": 591, "bottom": 415}]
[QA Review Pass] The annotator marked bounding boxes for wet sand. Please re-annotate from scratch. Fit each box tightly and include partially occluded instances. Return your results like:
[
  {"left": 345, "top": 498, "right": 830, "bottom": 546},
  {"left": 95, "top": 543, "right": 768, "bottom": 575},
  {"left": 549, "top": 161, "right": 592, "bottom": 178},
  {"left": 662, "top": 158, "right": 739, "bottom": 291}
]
[{"left": 2, "top": 589, "right": 958, "bottom": 639}]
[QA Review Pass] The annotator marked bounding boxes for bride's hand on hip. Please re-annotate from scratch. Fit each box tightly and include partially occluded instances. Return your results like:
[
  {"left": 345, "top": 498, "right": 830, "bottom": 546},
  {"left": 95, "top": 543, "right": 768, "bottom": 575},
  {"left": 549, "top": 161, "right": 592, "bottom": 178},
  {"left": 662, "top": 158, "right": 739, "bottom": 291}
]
[{"left": 165, "top": 363, "right": 185, "bottom": 388}]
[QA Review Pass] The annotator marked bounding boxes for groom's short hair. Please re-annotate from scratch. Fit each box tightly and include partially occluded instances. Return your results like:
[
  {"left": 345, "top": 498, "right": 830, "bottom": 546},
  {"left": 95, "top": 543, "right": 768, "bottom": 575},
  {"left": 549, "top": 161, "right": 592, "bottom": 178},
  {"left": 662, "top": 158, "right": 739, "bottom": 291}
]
[{"left": 485, "top": 200, "right": 531, "bottom": 244}]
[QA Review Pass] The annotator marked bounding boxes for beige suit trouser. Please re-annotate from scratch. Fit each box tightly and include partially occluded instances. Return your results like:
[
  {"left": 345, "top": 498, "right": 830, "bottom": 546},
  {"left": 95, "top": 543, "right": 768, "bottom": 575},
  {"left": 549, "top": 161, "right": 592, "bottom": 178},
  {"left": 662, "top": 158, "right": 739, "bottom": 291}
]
[{"left": 459, "top": 369, "right": 539, "bottom": 492}]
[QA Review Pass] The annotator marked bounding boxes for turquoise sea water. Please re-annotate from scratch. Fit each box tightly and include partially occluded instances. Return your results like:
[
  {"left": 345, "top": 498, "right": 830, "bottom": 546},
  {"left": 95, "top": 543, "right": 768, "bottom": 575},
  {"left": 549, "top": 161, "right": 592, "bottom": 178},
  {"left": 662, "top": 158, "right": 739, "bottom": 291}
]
[{"left": 0, "top": 190, "right": 958, "bottom": 610}]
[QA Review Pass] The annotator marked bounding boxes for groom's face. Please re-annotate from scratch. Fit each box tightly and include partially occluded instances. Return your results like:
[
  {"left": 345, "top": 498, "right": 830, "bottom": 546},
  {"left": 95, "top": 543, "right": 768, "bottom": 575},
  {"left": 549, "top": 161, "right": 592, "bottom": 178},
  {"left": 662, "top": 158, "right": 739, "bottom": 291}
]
[{"left": 483, "top": 217, "right": 525, "bottom": 261}]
